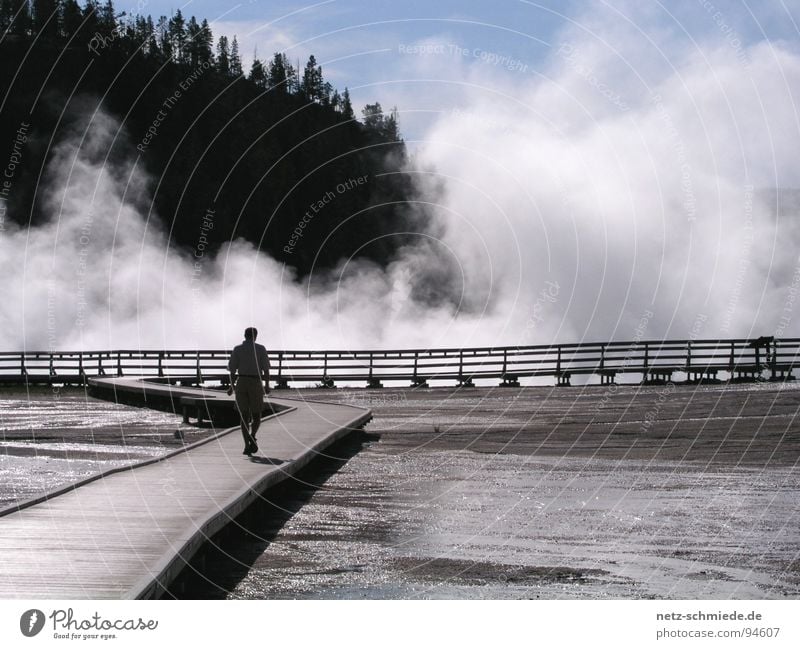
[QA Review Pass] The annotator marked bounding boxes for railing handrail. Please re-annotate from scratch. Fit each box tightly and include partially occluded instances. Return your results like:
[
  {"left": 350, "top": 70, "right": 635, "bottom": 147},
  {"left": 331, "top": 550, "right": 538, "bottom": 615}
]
[
  {"left": 2, "top": 336, "right": 797, "bottom": 358},
  {"left": 2, "top": 336, "right": 794, "bottom": 386}
]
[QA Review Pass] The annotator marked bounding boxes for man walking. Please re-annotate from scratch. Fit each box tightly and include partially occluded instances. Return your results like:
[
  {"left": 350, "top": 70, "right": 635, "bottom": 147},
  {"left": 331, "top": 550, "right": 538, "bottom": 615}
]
[{"left": 227, "top": 327, "right": 270, "bottom": 455}]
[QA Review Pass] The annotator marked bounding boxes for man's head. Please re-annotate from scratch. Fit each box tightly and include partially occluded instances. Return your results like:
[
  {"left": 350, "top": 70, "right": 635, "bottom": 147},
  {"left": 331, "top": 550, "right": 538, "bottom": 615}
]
[{"left": 244, "top": 327, "right": 258, "bottom": 341}]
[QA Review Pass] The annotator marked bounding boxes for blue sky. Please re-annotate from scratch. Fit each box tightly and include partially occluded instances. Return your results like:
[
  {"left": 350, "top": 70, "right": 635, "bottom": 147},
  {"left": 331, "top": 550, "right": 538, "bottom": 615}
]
[
  {"left": 127, "top": 1, "right": 567, "bottom": 83},
  {"left": 123, "top": 1, "right": 800, "bottom": 143},
  {"left": 127, "top": 1, "right": 800, "bottom": 71}
]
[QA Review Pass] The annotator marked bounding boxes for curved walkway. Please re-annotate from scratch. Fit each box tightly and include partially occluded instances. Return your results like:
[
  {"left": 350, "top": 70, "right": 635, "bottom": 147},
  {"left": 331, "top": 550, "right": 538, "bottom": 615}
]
[{"left": 0, "top": 378, "right": 371, "bottom": 599}]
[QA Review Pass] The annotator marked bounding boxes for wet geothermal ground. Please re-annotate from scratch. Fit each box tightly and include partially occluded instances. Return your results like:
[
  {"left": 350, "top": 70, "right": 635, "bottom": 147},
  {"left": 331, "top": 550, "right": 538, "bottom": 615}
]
[
  {"left": 0, "top": 386, "right": 211, "bottom": 509},
  {"left": 175, "top": 381, "right": 800, "bottom": 599},
  {"left": 1, "top": 381, "right": 798, "bottom": 598}
]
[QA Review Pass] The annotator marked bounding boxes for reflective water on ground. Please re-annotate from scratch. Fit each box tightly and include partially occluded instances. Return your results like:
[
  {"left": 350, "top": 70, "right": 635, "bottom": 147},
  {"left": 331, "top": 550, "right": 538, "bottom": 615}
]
[{"left": 177, "top": 383, "right": 800, "bottom": 599}]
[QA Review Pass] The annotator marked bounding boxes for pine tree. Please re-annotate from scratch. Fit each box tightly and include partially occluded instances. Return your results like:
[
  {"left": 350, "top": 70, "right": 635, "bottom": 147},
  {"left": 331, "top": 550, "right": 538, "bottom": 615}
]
[
  {"left": 185, "top": 15, "right": 200, "bottom": 67},
  {"left": 81, "top": 1, "right": 100, "bottom": 38},
  {"left": 230, "top": 35, "right": 242, "bottom": 76},
  {"left": 32, "top": 0, "right": 59, "bottom": 40},
  {"left": 341, "top": 87, "right": 354, "bottom": 120},
  {"left": 249, "top": 51, "right": 266, "bottom": 87},
  {"left": 98, "top": 0, "right": 115, "bottom": 35},
  {"left": 197, "top": 19, "right": 213, "bottom": 65},
  {"left": 301, "top": 54, "right": 323, "bottom": 102},
  {"left": 216, "top": 35, "right": 229, "bottom": 75},
  {"left": 384, "top": 107, "right": 401, "bottom": 142},
  {"left": 61, "top": 0, "right": 83, "bottom": 39},
  {"left": 121, "top": 18, "right": 137, "bottom": 56},
  {"left": 145, "top": 15, "right": 158, "bottom": 56},
  {"left": 320, "top": 81, "right": 333, "bottom": 106},
  {"left": 362, "top": 102, "right": 384, "bottom": 130},
  {"left": 285, "top": 56, "right": 298, "bottom": 92},
  {"left": 168, "top": 9, "right": 186, "bottom": 64},
  {"left": 15, "top": 0, "right": 31, "bottom": 36},
  {"left": 133, "top": 14, "right": 143, "bottom": 35},
  {"left": 156, "top": 15, "right": 171, "bottom": 60},
  {"left": 134, "top": 16, "right": 158, "bottom": 56},
  {"left": 267, "top": 51, "right": 288, "bottom": 92}
]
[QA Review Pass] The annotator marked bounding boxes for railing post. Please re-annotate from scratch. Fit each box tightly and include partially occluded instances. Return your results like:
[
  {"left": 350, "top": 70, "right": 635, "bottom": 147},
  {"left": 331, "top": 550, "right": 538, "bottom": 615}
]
[
  {"left": 369, "top": 352, "right": 374, "bottom": 384},
  {"left": 117, "top": 352, "right": 123, "bottom": 377},
  {"left": 770, "top": 340, "right": 777, "bottom": 381},
  {"left": 686, "top": 341, "right": 692, "bottom": 370},
  {"left": 729, "top": 341, "right": 735, "bottom": 373},
  {"left": 158, "top": 352, "right": 164, "bottom": 378},
  {"left": 600, "top": 344, "right": 605, "bottom": 370},
  {"left": 502, "top": 348, "right": 508, "bottom": 376},
  {"left": 367, "top": 351, "right": 382, "bottom": 389},
  {"left": 20, "top": 353, "right": 26, "bottom": 378},
  {"left": 79, "top": 352, "right": 85, "bottom": 381},
  {"left": 49, "top": 354, "right": 56, "bottom": 377},
  {"left": 195, "top": 351, "right": 202, "bottom": 385},
  {"left": 557, "top": 346, "right": 562, "bottom": 374}
]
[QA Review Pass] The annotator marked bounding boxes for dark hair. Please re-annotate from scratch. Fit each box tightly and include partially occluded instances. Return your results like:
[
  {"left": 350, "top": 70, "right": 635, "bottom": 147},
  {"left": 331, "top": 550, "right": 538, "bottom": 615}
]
[{"left": 244, "top": 327, "right": 258, "bottom": 340}]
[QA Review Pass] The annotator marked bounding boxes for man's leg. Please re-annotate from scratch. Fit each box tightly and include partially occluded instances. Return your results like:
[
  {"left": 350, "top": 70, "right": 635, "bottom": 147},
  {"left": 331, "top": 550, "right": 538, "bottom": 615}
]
[
  {"left": 244, "top": 378, "right": 260, "bottom": 452},
  {"left": 250, "top": 382, "right": 265, "bottom": 439},
  {"left": 235, "top": 386, "right": 254, "bottom": 450}
]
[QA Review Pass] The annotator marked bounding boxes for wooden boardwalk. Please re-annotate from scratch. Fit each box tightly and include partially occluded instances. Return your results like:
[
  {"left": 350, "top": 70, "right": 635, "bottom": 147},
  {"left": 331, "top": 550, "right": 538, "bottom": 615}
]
[{"left": 0, "top": 378, "right": 371, "bottom": 599}]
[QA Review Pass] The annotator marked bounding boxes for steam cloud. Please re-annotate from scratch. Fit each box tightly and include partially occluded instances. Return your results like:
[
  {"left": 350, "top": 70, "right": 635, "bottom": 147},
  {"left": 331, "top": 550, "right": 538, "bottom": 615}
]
[
  {"left": 0, "top": 110, "right": 479, "bottom": 351},
  {"left": 2, "top": 5, "right": 800, "bottom": 351}
]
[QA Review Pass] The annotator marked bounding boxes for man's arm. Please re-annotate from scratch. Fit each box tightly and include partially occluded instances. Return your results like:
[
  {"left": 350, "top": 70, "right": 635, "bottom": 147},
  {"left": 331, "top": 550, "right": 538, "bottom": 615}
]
[
  {"left": 260, "top": 346, "right": 270, "bottom": 394},
  {"left": 227, "top": 348, "right": 239, "bottom": 396}
]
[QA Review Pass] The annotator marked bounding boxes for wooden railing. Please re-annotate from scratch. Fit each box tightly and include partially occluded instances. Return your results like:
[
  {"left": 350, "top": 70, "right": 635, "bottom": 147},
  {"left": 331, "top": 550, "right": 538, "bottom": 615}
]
[{"left": 1, "top": 336, "right": 798, "bottom": 387}]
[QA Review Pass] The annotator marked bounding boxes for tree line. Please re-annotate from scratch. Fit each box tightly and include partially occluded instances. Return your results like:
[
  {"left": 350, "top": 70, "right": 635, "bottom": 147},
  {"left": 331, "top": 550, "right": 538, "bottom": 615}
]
[{"left": 0, "top": 0, "right": 416, "bottom": 274}]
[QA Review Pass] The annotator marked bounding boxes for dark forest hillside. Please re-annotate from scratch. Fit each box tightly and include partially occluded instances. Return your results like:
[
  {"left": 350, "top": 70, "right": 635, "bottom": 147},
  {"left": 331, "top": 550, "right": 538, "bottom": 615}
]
[{"left": 0, "top": 0, "right": 423, "bottom": 274}]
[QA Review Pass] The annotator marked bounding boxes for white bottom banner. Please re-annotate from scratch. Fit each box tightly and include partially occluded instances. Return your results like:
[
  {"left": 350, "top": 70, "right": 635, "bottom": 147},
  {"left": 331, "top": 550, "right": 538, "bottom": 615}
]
[{"left": 1, "top": 600, "right": 797, "bottom": 648}]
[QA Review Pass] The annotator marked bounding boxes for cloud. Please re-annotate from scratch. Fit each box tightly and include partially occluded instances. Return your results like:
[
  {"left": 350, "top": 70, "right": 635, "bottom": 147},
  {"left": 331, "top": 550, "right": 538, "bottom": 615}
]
[{"left": 408, "top": 7, "right": 800, "bottom": 342}]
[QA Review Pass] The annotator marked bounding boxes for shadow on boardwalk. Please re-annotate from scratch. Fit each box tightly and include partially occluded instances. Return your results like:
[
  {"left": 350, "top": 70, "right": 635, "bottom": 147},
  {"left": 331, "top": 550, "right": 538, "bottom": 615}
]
[{"left": 163, "top": 429, "right": 380, "bottom": 599}]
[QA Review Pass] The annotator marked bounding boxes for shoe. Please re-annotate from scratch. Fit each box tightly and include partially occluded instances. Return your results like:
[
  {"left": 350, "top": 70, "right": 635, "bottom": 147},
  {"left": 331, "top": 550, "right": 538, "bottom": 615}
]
[{"left": 249, "top": 443, "right": 259, "bottom": 455}]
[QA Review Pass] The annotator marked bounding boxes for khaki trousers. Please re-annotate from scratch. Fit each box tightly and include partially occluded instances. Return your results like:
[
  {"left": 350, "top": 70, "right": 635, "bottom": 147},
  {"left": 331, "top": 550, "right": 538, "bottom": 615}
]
[{"left": 234, "top": 376, "right": 264, "bottom": 443}]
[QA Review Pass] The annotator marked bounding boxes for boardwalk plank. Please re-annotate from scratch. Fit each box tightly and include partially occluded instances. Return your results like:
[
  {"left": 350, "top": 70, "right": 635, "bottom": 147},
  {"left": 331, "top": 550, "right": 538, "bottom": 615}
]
[{"left": 0, "top": 378, "right": 371, "bottom": 599}]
